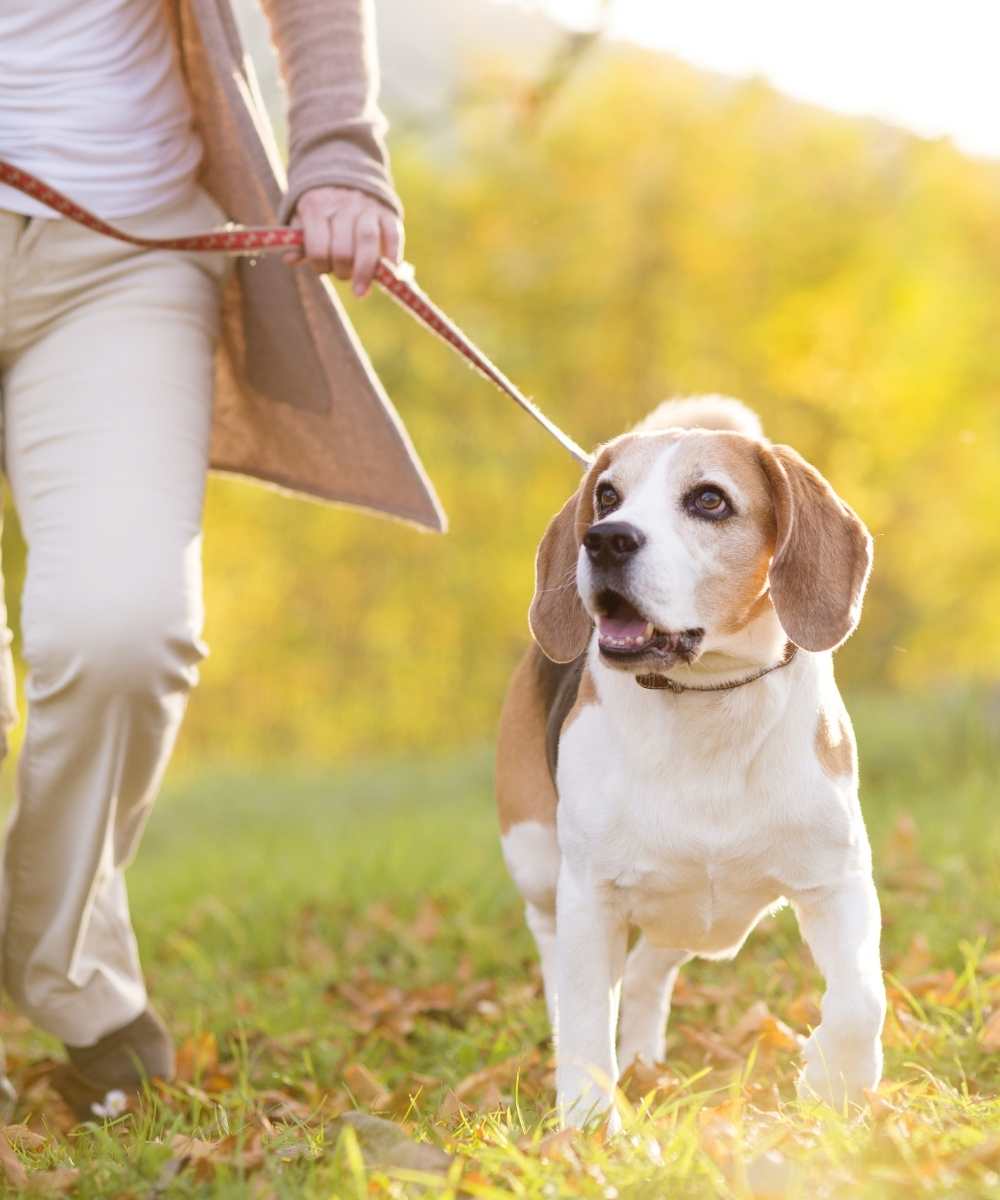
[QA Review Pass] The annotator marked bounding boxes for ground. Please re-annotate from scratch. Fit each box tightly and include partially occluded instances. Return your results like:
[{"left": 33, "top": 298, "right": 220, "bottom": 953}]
[{"left": 0, "top": 689, "right": 998, "bottom": 1197}]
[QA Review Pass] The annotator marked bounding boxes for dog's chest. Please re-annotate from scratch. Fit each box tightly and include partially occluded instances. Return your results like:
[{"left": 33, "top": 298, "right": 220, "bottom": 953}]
[
  {"left": 556, "top": 681, "right": 857, "bottom": 953},
  {"left": 607, "top": 852, "right": 784, "bottom": 954},
  {"left": 583, "top": 789, "right": 793, "bottom": 953}
]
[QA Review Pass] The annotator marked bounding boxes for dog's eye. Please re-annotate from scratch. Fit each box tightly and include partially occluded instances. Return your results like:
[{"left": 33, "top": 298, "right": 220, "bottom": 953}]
[
  {"left": 685, "top": 486, "right": 732, "bottom": 521},
  {"left": 595, "top": 482, "right": 621, "bottom": 516}
]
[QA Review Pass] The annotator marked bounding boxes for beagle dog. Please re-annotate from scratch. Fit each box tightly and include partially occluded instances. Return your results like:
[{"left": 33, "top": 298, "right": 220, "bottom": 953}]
[{"left": 496, "top": 396, "right": 884, "bottom": 1126}]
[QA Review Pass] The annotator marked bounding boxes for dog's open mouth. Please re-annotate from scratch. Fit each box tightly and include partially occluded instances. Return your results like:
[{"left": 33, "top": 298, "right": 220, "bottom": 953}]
[{"left": 594, "top": 589, "right": 703, "bottom": 663}]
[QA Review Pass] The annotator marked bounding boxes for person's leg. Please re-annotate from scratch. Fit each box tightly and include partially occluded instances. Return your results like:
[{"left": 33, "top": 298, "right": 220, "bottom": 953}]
[
  {"left": 0, "top": 506, "right": 19, "bottom": 767},
  {"left": 0, "top": 192, "right": 224, "bottom": 1101},
  {"left": 0, "top": 216, "right": 24, "bottom": 766},
  {"left": 0, "top": 213, "right": 25, "bottom": 1120}
]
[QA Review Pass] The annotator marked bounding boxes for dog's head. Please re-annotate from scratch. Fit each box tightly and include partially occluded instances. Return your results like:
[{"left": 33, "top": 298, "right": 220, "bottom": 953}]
[{"left": 529, "top": 400, "right": 872, "bottom": 672}]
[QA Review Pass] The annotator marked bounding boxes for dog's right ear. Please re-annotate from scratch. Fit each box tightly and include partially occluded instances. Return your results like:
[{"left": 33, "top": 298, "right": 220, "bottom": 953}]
[
  {"left": 757, "top": 443, "right": 873, "bottom": 652},
  {"left": 529, "top": 454, "right": 604, "bottom": 663}
]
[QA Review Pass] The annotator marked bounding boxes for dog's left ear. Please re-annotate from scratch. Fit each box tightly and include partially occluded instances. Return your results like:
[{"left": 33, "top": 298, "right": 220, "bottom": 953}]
[
  {"left": 758, "top": 444, "right": 873, "bottom": 652},
  {"left": 529, "top": 454, "right": 605, "bottom": 663}
]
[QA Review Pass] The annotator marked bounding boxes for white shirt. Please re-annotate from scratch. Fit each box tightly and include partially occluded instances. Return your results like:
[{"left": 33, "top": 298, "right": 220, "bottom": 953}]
[{"left": 0, "top": 0, "right": 203, "bottom": 219}]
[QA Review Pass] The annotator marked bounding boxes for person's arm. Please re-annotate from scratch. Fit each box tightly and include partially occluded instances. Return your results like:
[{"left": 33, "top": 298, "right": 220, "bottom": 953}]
[{"left": 260, "top": 0, "right": 404, "bottom": 294}]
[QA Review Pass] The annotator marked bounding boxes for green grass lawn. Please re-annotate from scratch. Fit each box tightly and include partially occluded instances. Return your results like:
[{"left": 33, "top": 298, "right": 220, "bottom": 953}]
[{"left": 2, "top": 688, "right": 1000, "bottom": 1197}]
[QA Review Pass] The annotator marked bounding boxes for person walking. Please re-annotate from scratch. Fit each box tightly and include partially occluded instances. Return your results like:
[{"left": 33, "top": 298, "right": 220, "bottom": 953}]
[{"left": 0, "top": 0, "right": 443, "bottom": 1120}]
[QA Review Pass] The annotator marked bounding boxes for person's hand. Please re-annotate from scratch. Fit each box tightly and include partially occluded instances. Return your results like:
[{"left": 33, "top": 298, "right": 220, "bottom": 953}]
[{"left": 284, "top": 186, "right": 403, "bottom": 297}]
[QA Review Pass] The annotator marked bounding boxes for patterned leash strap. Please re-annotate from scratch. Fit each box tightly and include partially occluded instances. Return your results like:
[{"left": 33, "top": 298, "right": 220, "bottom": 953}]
[{"left": 0, "top": 159, "right": 592, "bottom": 468}]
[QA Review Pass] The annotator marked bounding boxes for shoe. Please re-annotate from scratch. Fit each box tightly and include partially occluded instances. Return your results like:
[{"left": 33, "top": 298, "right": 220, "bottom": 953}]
[{"left": 51, "top": 1007, "right": 174, "bottom": 1122}]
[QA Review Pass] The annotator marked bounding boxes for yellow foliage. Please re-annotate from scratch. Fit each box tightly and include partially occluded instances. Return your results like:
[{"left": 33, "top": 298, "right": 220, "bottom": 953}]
[
  {"left": 191, "top": 54, "right": 1000, "bottom": 758},
  {"left": 7, "top": 50, "right": 1000, "bottom": 761}
]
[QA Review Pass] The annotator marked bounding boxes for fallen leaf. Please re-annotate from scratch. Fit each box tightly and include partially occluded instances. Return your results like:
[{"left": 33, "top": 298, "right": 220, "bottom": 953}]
[
  {"left": 342, "top": 1063, "right": 392, "bottom": 1109},
  {"left": 893, "top": 934, "right": 934, "bottom": 978},
  {"left": 0, "top": 1127, "right": 28, "bottom": 1189},
  {"left": 677, "top": 1024, "right": 744, "bottom": 1063},
  {"left": 619, "top": 1058, "right": 680, "bottom": 1101},
  {"left": 409, "top": 898, "right": 444, "bottom": 943},
  {"left": 175, "top": 1032, "right": 218, "bottom": 1082},
  {"left": 698, "top": 1103, "right": 739, "bottom": 1167},
  {"left": 905, "top": 970, "right": 959, "bottom": 1003},
  {"left": 436, "top": 1090, "right": 469, "bottom": 1121},
  {"left": 885, "top": 812, "right": 920, "bottom": 869},
  {"left": 28, "top": 1167, "right": 80, "bottom": 1195},
  {"left": 2, "top": 1125, "right": 47, "bottom": 1151},
  {"left": 785, "top": 992, "right": 821, "bottom": 1030},
  {"left": 730, "top": 1001, "right": 802, "bottom": 1052},
  {"left": 533, "top": 1128, "right": 580, "bottom": 1164},
  {"left": 201, "top": 1071, "right": 235, "bottom": 1094},
  {"left": 883, "top": 1006, "right": 938, "bottom": 1050},
  {"left": 255, "top": 1089, "right": 316, "bottom": 1121},
  {"left": 169, "top": 1133, "right": 220, "bottom": 1162},
  {"left": 338, "top": 1112, "right": 451, "bottom": 1173}
]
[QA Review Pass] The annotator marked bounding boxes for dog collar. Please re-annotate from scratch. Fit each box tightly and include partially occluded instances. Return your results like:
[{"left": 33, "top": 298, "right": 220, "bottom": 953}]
[{"left": 635, "top": 642, "right": 798, "bottom": 693}]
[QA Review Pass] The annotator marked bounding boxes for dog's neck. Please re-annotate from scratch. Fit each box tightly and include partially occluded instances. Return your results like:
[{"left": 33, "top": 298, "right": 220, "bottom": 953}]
[
  {"left": 633, "top": 599, "right": 794, "bottom": 693},
  {"left": 635, "top": 642, "right": 797, "bottom": 693}
]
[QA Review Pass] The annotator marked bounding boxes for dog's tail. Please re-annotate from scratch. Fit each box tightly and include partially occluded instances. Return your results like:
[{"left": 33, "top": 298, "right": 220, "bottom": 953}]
[{"left": 633, "top": 394, "right": 763, "bottom": 439}]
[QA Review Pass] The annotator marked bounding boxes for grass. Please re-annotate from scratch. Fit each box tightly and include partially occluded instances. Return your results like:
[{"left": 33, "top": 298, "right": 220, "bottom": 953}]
[{"left": 2, "top": 687, "right": 1000, "bottom": 1197}]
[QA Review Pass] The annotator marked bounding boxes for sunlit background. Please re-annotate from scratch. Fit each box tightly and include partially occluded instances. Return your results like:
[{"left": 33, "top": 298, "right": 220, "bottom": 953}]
[
  {"left": 540, "top": 0, "right": 1000, "bottom": 157},
  {"left": 6, "top": 0, "right": 997, "bottom": 766},
  {"left": 184, "top": 0, "right": 1000, "bottom": 760},
  {"left": 1, "top": 6, "right": 998, "bottom": 1186}
]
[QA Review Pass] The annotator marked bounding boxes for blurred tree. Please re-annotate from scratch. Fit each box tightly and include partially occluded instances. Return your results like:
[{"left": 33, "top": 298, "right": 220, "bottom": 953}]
[{"left": 4, "top": 45, "right": 998, "bottom": 763}]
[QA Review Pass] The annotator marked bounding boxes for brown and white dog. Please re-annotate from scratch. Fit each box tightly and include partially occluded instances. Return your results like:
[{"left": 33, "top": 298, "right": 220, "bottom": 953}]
[{"left": 496, "top": 396, "right": 884, "bottom": 1126}]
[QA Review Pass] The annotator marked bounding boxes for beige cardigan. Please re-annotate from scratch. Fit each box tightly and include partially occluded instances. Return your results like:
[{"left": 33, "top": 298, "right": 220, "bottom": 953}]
[{"left": 171, "top": 0, "right": 445, "bottom": 531}]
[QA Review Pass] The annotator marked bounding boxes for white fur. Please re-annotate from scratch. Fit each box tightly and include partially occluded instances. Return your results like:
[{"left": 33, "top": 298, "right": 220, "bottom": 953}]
[
  {"left": 632, "top": 394, "right": 764, "bottom": 438},
  {"left": 504, "top": 401, "right": 884, "bottom": 1127},
  {"left": 502, "top": 821, "right": 561, "bottom": 1026},
  {"left": 549, "top": 642, "right": 884, "bottom": 1124},
  {"left": 584, "top": 434, "right": 786, "bottom": 668}
]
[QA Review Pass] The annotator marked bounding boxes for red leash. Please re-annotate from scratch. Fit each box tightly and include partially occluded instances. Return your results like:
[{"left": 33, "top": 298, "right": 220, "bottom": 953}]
[{"left": 0, "top": 159, "right": 592, "bottom": 467}]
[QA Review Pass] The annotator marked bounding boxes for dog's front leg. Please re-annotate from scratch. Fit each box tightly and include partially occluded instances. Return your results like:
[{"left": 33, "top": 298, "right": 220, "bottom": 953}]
[
  {"left": 793, "top": 872, "right": 886, "bottom": 1108},
  {"left": 555, "top": 862, "right": 627, "bottom": 1127}
]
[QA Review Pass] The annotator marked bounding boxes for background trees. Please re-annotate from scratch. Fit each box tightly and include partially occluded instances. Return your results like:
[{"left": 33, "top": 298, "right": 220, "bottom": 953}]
[{"left": 8, "top": 37, "right": 997, "bottom": 762}]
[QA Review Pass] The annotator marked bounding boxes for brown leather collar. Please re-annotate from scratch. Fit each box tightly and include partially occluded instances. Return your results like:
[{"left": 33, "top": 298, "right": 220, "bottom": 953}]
[{"left": 635, "top": 643, "right": 798, "bottom": 693}]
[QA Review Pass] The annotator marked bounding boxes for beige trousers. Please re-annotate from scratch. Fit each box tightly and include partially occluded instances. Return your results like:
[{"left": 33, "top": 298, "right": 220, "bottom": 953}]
[{"left": 0, "top": 187, "right": 225, "bottom": 1047}]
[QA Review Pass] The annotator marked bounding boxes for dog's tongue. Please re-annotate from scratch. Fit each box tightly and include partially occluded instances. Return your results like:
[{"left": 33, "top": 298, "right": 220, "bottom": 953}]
[{"left": 598, "top": 613, "right": 652, "bottom": 642}]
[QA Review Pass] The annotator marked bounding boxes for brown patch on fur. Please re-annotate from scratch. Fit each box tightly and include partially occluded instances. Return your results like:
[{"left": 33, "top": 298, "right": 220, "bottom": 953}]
[
  {"left": 496, "top": 646, "right": 562, "bottom": 833},
  {"left": 814, "top": 708, "right": 855, "bottom": 779},
  {"left": 563, "top": 668, "right": 596, "bottom": 734},
  {"left": 688, "top": 434, "right": 778, "bottom": 634},
  {"left": 496, "top": 647, "right": 597, "bottom": 832},
  {"left": 528, "top": 452, "right": 605, "bottom": 663},
  {"left": 758, "top": 444, "right": 872, "bottom": 652},
  {"left": 724, "top": 584, "right": 774, "bottom": 634}
]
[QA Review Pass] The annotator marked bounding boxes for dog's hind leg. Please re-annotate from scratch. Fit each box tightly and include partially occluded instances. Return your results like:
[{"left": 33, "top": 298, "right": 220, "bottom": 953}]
[
  {"left": 525, "top": 898, "right": 558, "bottom": 1029},
  {"left": 617, "top": 937, "right": 689, "bottom": 1067},
  {"left": 497, "top": 646, "right": 565, "bottom": 1036},
  {"left": 502, "top": 820, "right": 561, "bottom": 1030}
]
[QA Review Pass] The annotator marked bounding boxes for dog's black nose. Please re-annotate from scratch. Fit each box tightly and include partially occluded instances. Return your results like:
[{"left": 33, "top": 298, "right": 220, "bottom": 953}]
[{"left": 583, "top": 521, "right": 646, "bottom": 567}]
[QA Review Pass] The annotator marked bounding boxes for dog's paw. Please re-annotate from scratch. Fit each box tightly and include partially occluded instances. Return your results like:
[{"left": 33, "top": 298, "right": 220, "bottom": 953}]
[
  {"left": 796, "top": 1028, "right": 882, "bottom": 1109},
  {"left": 559, "top": 1099, "right": 623, "bottom": 1135},
  {"left": 616, "top": 1037, "right": 666, "bottom": 1073},
  {"left": 557, "top": 1068, "right": 618, "bottom": 1130}
]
